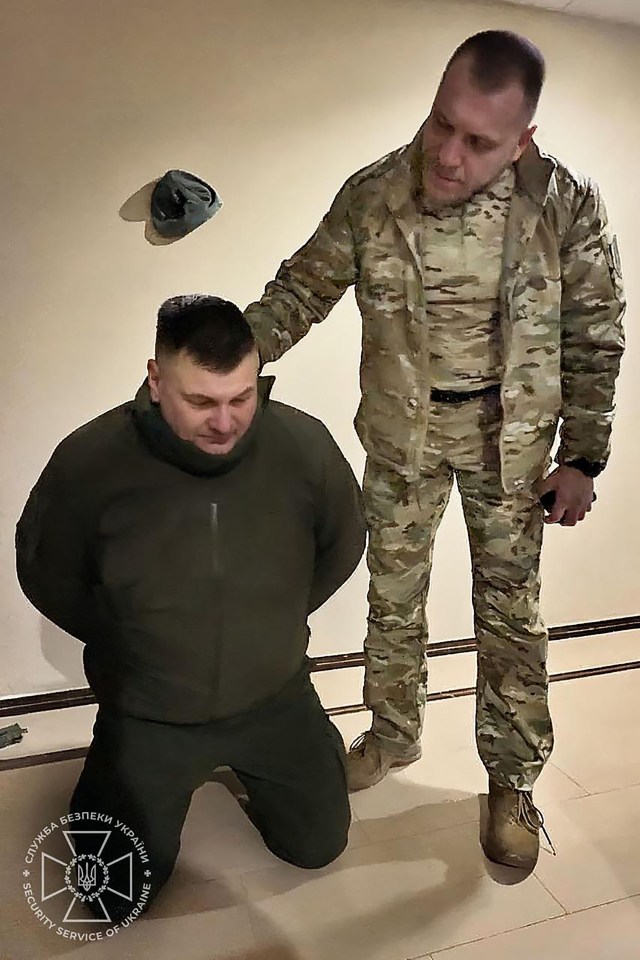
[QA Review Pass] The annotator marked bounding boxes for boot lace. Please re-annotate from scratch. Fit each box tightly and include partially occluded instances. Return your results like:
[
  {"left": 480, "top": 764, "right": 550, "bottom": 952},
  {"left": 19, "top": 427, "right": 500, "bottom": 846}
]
[
  {"left": 349, "top": 732, "right": 369, "bottom": 754},
  {"left": 518, "top": 791, "right": 557, "bottom": 856}
]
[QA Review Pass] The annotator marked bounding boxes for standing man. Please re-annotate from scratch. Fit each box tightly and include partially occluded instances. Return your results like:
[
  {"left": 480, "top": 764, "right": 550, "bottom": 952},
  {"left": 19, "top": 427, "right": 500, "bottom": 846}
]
[{"left": 244, "top": 30, "right": 626, "bottom": 871}]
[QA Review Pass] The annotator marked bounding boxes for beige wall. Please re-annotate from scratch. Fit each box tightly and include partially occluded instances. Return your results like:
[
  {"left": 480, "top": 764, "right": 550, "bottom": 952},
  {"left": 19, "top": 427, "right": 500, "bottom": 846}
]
[{"left": 1, "top": 0, "right": 638, "bottom": 697}]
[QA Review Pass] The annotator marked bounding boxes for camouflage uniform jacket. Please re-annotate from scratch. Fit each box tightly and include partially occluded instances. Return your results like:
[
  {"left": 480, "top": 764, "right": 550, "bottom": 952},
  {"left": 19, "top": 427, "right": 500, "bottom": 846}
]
[{"left": 245, "top": 127, "right": 626, "bottom": 491}]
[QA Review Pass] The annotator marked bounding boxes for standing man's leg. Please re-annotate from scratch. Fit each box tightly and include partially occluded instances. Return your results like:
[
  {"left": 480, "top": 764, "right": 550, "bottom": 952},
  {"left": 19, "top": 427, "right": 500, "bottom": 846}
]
[
  {"left": 346, "top": 458, "right": 452, "bottom": 791},
  {"left": 70, "top": 708, "right": 210, "bottom": 919},
  {"left": 228, "top": 664, "right": 351, "bottom": 869},
  {"left": 457, "top": 415, "right": 553, "bottom": 868}
]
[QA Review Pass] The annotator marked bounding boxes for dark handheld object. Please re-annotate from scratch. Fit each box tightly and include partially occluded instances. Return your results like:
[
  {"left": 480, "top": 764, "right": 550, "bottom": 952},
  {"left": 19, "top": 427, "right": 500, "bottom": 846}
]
[{"left": 540, "top": 490, "right": 597, "bottom": 513}]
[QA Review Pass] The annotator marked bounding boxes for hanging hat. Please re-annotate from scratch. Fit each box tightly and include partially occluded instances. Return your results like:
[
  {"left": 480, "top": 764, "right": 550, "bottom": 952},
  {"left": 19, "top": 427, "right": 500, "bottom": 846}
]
[{"left": 150, "top": 169, "right": 222, "bottom": 239}]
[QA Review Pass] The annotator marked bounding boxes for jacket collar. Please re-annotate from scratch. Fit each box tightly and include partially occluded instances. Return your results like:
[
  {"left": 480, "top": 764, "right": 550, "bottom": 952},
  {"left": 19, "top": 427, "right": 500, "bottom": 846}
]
[
  {"left": 515, "top": 140, "right": 557, "bottom": 206},
  {"left": 132, "top": 375, "right": 275, "bottom": 477},
  {"left": 380, "top": 127, "right": 558, "bottom": 296}
]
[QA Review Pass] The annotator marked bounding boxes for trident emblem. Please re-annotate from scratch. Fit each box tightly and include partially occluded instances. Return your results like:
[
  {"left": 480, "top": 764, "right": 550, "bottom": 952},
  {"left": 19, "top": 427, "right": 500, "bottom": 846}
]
[{"left": 77, "top": 860, "right": 97, "bottom": 892}]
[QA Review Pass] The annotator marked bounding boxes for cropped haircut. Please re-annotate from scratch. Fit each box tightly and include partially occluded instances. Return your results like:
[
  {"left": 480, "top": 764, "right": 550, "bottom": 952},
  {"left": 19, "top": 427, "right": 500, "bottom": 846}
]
[{"left": 155, "top": 295, "right": 256, "bottom": 374}]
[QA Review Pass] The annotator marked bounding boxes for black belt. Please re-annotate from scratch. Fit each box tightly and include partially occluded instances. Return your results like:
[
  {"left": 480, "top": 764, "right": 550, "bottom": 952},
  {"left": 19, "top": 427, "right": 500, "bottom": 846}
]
[{"left": 430, "top": 383, "right": 501, "bottom": 404}]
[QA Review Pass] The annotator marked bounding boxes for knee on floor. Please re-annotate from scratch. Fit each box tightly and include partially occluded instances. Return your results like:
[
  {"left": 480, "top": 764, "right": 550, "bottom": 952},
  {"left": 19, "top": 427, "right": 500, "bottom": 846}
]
[{"left": 273, "top": 828, "right": 349, "bottom": 870}]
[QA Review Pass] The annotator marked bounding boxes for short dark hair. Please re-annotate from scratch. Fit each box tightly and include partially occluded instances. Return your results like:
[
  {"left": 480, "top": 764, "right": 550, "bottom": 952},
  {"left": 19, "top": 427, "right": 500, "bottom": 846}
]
[
  {"left": 445, "top": 30, "right": 546, "bottom": 120},
  {"left": 155, "top": 295, "right": 256, "bottom": 373}
]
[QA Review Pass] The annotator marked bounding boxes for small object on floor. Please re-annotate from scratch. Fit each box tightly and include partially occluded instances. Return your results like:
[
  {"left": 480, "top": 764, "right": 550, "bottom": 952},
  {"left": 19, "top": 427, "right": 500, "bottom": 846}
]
[
  {"left": 0, "top": 723, "right": 28, "bottom": 749},
  {"left": 482, "top": 779, "right": 555, "bottom": 871},
  {"left": 346, "top": 730, "right": 422, "bottom": 792}
]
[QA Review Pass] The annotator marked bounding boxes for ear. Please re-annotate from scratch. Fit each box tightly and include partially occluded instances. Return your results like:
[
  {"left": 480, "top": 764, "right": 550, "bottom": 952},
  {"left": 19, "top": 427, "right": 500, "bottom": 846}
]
[
  {"left": 513, "top": 124, "right": 536, "bottom": 162},
  {"left": 147, "top": 359, "right": 161, "bottom": 403},
  {"left": 250, "top": 346, "right": 262, "bottom": 376}
]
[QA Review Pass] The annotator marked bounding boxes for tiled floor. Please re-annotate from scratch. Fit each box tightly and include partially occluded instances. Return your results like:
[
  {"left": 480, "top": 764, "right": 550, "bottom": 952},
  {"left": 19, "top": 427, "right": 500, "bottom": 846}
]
[{"left": 1, "top": 669, "right": 640, "bottom": 959}]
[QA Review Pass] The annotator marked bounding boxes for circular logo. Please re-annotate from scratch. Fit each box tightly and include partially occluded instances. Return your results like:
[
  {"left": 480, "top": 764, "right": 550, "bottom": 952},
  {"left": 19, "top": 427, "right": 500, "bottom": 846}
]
[{"left": 22, "top": 812, "right": 153, "bottom": 940}]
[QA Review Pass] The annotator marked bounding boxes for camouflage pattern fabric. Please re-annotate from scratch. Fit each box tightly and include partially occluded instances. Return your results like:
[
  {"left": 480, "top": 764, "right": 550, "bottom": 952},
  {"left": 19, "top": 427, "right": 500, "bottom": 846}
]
[
  {"left": 244, "top": 125, "right": 626, "bottom": 492},
  {"left": 423, "top": 165, "right": 514, "bottom": 390},
  {"left": 244, "top": 124, "right": 625, "bottom": 790},
  {"left": 364, "top": 391, "right": 553, "bottom": 790}
]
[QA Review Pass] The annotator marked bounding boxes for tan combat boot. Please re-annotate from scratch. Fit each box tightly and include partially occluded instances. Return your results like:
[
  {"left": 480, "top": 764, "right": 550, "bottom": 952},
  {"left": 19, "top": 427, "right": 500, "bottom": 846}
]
[
  {"left": 482, "top": 780, "right": 553, "bottom": 871},
  {"left": 346, "top": 730, "right": 422, "bottom": 792}
]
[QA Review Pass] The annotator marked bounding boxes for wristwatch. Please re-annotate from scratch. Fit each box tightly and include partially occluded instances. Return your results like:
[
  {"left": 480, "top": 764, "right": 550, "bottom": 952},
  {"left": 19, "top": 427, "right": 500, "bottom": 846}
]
[{"left": 564, "top": 458, "right": 604, "bottom": 479}]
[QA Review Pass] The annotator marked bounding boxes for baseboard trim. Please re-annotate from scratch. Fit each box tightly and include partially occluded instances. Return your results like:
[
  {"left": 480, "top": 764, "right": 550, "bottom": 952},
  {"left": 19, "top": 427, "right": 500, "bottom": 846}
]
[
  {"left": 327, "top": 658, "right": 640, "bottom": 716},
  {"left": 2, "top": 657, "right": 640, "bottom": 773},
  {"left": 0, "top": 614, "right": 638, "bottom": 721},
  {"left": 0, "top": 746, "right": 89, "bottom": 772},
  {"left": 312, "top": 614, "right": 640, "bottom": 672}
]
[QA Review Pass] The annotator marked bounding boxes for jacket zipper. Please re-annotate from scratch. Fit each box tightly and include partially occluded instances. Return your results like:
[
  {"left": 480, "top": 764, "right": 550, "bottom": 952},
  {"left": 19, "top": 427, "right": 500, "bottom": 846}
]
[
  {"left": 210, "top": 502, "right": 221, "bottom": 576},
  {"left": 210, "top": 502, "right": 223, "bottom": 706}
]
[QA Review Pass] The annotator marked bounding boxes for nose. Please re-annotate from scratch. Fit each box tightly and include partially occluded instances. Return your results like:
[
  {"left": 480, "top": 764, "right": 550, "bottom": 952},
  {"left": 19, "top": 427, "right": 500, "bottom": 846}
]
[
  {"left": 438, "top": 135, "right": 463, "bottom": 171},
  {"left": 208, "top": 405, "right": 233, "bottom": 435}
]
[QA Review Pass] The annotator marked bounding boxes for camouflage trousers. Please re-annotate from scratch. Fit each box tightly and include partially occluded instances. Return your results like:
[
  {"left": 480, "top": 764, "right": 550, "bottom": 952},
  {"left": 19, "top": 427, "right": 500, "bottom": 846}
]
[{"left": 363, "top": 390, "right": 554, "bottom": 790}]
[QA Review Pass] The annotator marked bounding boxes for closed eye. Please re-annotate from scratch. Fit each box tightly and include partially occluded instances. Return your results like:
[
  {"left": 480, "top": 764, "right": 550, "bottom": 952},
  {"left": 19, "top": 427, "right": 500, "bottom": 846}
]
[
  {"left": 435, "top": 113, "right": 453, "bottom": 132},
  {"left": 469, "top": 134, "right": 496, "bottom": 152}
]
